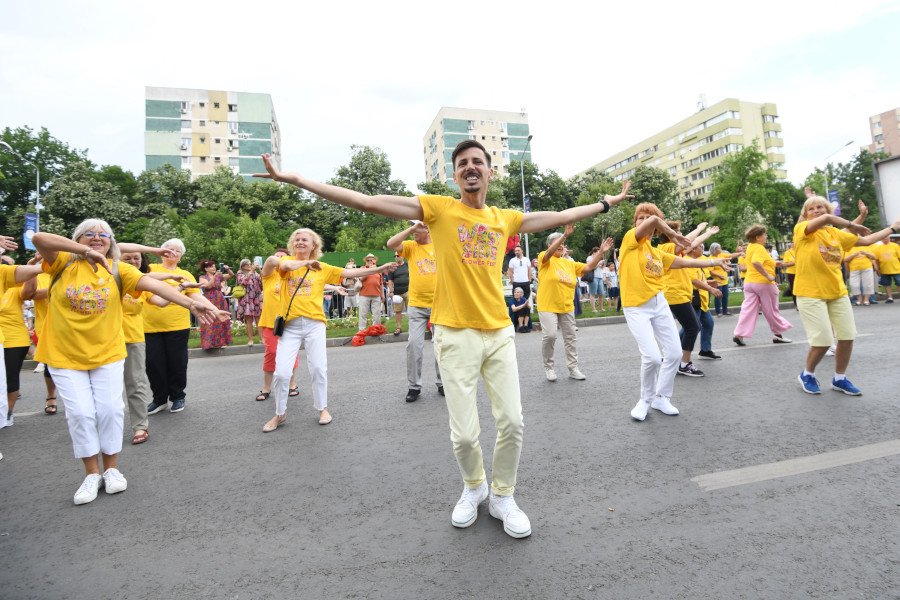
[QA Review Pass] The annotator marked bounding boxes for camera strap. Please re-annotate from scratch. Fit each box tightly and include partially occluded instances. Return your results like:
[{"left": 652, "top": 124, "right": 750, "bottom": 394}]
[{"left": 281, "top": 267, "right": 311, "bottom": 322}]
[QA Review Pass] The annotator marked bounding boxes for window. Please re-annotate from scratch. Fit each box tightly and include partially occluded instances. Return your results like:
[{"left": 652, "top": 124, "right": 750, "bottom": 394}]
[
  {"left": 228, "top": 104, "right": 237, "bottom": 112},
  {"left": 499, "top": 122, "right": 507, "bottom": 132},
  {"left": 181, "top": 120, "right": 190, "bottom": 128},
  {"left": 200, "top": 157, "right": 207, "bottom": 163},
  {"left": 668, "top": 166, "right": 677, "bottom": 175},
  {"left": 229, "top": 122, "right": 239, "bottom": 132},
  {"left": 214, "top": 138, "right": 221, "bottom": 144},
  {"left": 502, "top": 151, "right": 509, "bottom": 159},
  {"left": 199, "top": 120, "right": 206, "bottom": 127},
  {"left": 875, "top": 134, "right": 884, "bottom": 143},
  {"left": 763, "top": 115, "right": 779, "bottom": 123},
  {"left": 200, "top": 137, "right": 206, "bottom": 143},
  {"left": 214, "top": 121, "right": 220, "bottom": 126},
  {"left": 213, "top": 102, "right": 220, "bottom": 109},
  {"left": 492, "top": 136, "right": 496, "bottom": 141},
  {"left": 199, "top": 102, "right": 205, "bottom": 108},
  {"left": 481, "top": 136, "right": 486, "bottom": 140},
  {"left": 181, "top": 156, "right": 191, "bottom": 167},
  {"left": 468, "top": 120, "right": 476, "bottom": 129},
  {"left": 480, "top": 120, "right": 485, "bottom": 125},
  {"left": 181, "top": 137, "right": 191, "bottom": 148},
  {"left": 230, "top": 157, "right": 240, "bottom": 166},
  {"left": 214, "top": 156, "right": 221, "bottom": 163},
  {"left": 180, "top": 101, "right": 189, "bottom": 110},
  {"left": 468, "top": 134, "right": 476, "bottom": 140},
  {"left": 873, "top": 121, "right": 881, "bottom": 129}
]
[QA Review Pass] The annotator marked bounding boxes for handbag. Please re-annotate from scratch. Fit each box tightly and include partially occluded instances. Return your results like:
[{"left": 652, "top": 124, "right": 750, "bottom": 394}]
[
  {"left": 273, "top": 268, "right": 310, "bottom": 337},
  {"left": 691, "top": 288, "right": 702, "bottom": 309},
  {"left": 232, "top": 285, "right": 246, "bottom": 298},
  {"left": 581, "top": 269, "right": 594, "bottom": 283}
]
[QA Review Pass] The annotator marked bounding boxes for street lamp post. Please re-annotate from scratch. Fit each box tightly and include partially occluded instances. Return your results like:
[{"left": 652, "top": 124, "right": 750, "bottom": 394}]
[
  {"left": 519, "top": 134, "right": 533, "bottom": 261},
  {"left": 823, "top": 140, "right": 853, "bottom": 210},
  {"left": 0, "top": 141, "right": 41, "bottom": 232}
]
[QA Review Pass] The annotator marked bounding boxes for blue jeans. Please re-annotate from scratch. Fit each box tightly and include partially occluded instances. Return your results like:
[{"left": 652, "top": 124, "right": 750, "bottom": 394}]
[
  {"left": 714, "top": 282, "right": 730, "bottom": 315},
  {"left": 678, "top": 307, "right": 714, "bottom": 352}
]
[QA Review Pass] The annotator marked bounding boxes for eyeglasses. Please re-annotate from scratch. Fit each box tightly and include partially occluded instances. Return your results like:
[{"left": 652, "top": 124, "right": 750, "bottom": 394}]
[{"left": 82, "top": 232, "right": 111, "bottom": 239}]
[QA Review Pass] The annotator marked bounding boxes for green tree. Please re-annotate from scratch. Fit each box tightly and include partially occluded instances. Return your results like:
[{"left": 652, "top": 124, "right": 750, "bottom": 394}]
[
  {"left": 629, "top": 165, "right": 689, "bottom": 226},
  {"left": 39, "top": 162, "right": 136, "bottom": 234},
  {"left": 417, "top": 179, "right": 461, "bottom": 199},
  {"left": 832, "top": 150, "right": 888, "bottom": 229},
  {"left": 135, "top": 164, "right": 198, "bottom": 216},
  {"left": 215, "top": 215, "right": 275, "bottom": 269}
]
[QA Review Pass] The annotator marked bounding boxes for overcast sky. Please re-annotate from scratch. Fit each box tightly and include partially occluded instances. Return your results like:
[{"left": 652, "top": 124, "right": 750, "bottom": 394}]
[{"left": 2, "top": 1, "right": 897, "bottom": 193}]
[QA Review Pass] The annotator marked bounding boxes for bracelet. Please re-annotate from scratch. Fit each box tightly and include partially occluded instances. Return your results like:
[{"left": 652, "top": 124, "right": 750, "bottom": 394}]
[
  {"left": 598, "top": 199, "right": 610, "bottom": 213},
  {"left": 709, "top": 259, "right": 714, "bottom": 267},
  {"left": 891, "top": 226, "right": 899, "bottom": 234}
]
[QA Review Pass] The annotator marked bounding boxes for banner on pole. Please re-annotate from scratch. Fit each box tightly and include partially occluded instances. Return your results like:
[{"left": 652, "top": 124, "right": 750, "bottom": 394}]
[
  {"left": 827, "top": 189, "right": 841, "bottom": 216},
  {"left": 523, "top": 194, "right": 531, "bottom": 213},
  {"left": 24, "top": 213, "right": 37, "bottom": 251}
]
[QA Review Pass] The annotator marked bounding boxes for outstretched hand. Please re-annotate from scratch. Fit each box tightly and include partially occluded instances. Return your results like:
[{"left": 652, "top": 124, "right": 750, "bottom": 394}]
[
  {"left": 599, "top": 237, "right": 615, "bottom": 253},
  {"left": 564, "top": 223, "right": 576, "bottom": 237},
  {"left": 252, "top": 153, "right": 283, "bottom": 182},
  {"left": 0, "top": 235, "right": 18, "bottom": 252},
  {"left": 804, "top": 186, "right": 815, "bottom": 199},
  {"left": 610, "top": 180, "right": 634, "bottom": 202},
  {"left": 191, "top": 303, "right": 230, "bottom": 326}
]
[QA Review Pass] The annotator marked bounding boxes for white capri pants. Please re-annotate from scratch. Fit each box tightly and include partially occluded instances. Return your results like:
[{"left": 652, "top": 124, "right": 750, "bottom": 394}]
[
  {"left": 848, "top": 268, "right": 874, "bottom": 297},
  {"left": 49, "top": 360, "right": 125, "bottom": 458},
  {"left": 272, "top": 316, "right": 327, "bottom": 415},
  {"left": 623, "top": 292, "right": 681, "bottom": 404}
]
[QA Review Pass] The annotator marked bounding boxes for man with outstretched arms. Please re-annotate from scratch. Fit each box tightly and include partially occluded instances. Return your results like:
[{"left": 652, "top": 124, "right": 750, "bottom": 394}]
[
  {"left": 387, "top": 221, "right": 442, "bottom": 403},
  {"left": 255, "top": 141, "right": 632, "bottom": 539}
]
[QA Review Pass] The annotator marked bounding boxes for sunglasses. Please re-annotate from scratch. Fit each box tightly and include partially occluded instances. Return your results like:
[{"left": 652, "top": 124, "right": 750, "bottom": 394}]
[{"left": 82, "top": 232, "right": 112, "bottom": 239}]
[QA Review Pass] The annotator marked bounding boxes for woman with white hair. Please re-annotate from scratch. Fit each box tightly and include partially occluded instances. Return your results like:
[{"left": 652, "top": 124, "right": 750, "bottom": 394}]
[
  {"left": 142, "top": 238, "right": 202, "bottom": 415},
  {"left": 536, "top": 224, "right": 611, "bottom": 381},
  {"left": 793, "top": 196, "right": 900, "bottom": 395},
  {"left": 263, "top": 228, "right": 397, "bottom": 431},
  {"left": 32, "top": 221, "right": 227, "bottom": 504},
  {"left": 708, "top": 242, "right": 734, "bottom": 316}
]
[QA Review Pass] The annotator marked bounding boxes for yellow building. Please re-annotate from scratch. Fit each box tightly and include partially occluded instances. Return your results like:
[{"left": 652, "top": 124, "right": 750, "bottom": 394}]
[
  {"left": 575, "top": 98, "right": 786, "bottom": 204},
  {"left": 423, "top": 107, "right": 531, "bottom": 189},
  {"left": 145, "top": 86, "right": 281, "bottom": 181}
]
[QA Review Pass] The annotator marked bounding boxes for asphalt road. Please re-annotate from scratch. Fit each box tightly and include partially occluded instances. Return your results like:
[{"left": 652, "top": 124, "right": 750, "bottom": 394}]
[{"left": 1, "top": 304, "right": 898, "bottom": 599}]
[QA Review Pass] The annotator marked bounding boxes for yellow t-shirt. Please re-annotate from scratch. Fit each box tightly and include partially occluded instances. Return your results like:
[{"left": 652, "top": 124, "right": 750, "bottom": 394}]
[
  {"left": 783, "top": 248, "right": 797, "bottom": 275},
  {"left": 792, "top": 222, "right": 859, "bottom": 299},
  {"left": 279, "top": 259, "right": 343, "bottom": 324},
  {"left": 745, "top": 243, "right": 776, "bottom": 284},
  {"left": 141, "top": 264, "right": 200, "bottom": 333},
  {"left": 695, "top": 267, "right": 710, "bottom": 312},
  {"left": 709, "top": 252, "right": 731, "bottom": 281},
  {"left": 34, "top": 251, "right": 144, "bottom": 370},
  {"left": 419, "top": 194, "right": 524, "bottom": 329},
  {"left": 619, "top": 228, "right": 677, "bottom": 307},
  {"left": 401, "top": 240, "right": 437, "bottom": 308},
  {"left": 0, "top": 265, "right": 17, "bottom": 346},
  {"left": 536, "top": 252, "right": 586, "bottom": 314},
  {"left": 32, "top": 273, "right": 51, "bottom": 337},
  {"left": 874, "top": 242, "right": 900, "bottom": 275},
  {"left": 0, "top": 286, "right": 30, "bottom": 348},
  {"left": 258, "top": 271, "right": 282, "bottom": 329},
  {"left": 659, "top": 242, "right": 693, "bottom": 304},
  {"left": 847, "top": 246, "right": 875, "bottom": 272},
  {"left": 122, "top": 290, "right": 149, "bottom": 344}
]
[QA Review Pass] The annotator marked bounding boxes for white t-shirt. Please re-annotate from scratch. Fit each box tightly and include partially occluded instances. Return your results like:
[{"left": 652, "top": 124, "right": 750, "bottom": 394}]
[
  {"left": 605, "top": 269, "right": 619, "bottom": 287},
  {"left": 508, "top": 256, "right": 530, "bottom": 283}
]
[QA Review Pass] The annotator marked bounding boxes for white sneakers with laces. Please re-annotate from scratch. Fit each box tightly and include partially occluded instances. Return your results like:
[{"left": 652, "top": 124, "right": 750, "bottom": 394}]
[
  {"left": 568, "top": 369, "right": 586, "bottom": 380},
  {"left": 451, "top": 481, "right": 488, "bottom": 528},
  {"left": 73, "top": 473, "right": 103, "bottom": 505},
  {"left": 651, "top": 396, "right": 679, "bottom": 415},
  {"left": 489, "top": 493, "right": 532, "bottom": 538},
  {"left": 545, "top": 368, "right": 558, "bottom": 382},
  {"left": 631, "top": 399, "right": 651, "bottom": 421},
  {"left": 103, "top": 468, "right": 128, "bottom": 495}
]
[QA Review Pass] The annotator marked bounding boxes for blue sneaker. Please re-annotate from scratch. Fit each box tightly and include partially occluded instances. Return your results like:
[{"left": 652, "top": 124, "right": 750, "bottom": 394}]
[
  {"left": 831, "top": 378, "right": 862, "bottom": 396},
  {"left": 798, "top": 373, "right": 821, "bottom": 394},
  {"left": 147, "top": 401, "right": 167, "bottom": 415},
  {"left": 169, "top": 399, "right": 185, "bottom": 413}
]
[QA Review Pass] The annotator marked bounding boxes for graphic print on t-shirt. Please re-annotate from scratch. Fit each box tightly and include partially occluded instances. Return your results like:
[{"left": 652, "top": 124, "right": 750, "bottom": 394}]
[
  {"left": 818, "top": 240, "right": 843, "bottom": 265},
  {"left": 66, "top": 284, "right": 113, "bottom": 315},
  {"left": 416, "top": 256, "right": 437, "bottom": 276},
  {"left": 555, "top": 266, "right": 573, "bottom": 284},
  {"left": 458, "top": 222, "right": 502, "bottom": 266},
  {"left": 643, "top": 252, "right": 663, "bottom": 278}
]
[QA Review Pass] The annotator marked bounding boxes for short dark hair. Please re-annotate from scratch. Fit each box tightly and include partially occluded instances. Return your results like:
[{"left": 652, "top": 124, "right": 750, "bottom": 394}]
[{"left": 452, "top": 140, "right": 491, "bottom": 169}]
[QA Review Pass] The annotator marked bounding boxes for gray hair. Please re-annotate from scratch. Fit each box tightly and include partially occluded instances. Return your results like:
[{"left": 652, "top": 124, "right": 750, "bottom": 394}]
[
  {"left": 161, "top": 238, "right": 186, "bottom": 254},
  {"left": 547, "top": 232, "right": 564, "bottom": 246},
  {"left": 709, "top": 242, "right": 722, "bottom": 254},
  {"left": 71, "top": 218, "right": 120, "bottom": 260}
]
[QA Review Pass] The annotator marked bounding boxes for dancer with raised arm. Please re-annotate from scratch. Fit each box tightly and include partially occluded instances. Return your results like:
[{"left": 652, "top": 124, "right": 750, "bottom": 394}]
[{"left": 255, "top": 141, "right": 632, "bottom": 538}]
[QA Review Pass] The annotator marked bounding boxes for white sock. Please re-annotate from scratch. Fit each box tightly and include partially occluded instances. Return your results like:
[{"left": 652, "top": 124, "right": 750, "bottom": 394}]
[
  {"left": 681, "top": 362, "right": 689, "bottom": 368},
  {"left": 834, "top": 373, "right": 846, "bottom": 382},
  {"left": 802, "top": 370, "right": 814, "bottom": 378}
]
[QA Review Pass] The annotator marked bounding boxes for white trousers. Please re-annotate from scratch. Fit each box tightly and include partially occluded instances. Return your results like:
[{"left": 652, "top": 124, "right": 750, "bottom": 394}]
[
  {"left": 407, "top": 306, "right": 442, "bottom": 390},
  {"left": 623, "top": 292, "right": 681, "bottom": 403},
  {"left": 0, "top": 343, "right": 7, "bottom": 427},
  {"left": 849, "top": 268, "right": 874, "bottom": 296},
  {"left": 273, "top": 316, "right": 327, "bottom": 415},
  {"left": 49, "top": 360, "right": 125, "bottom": 458}
]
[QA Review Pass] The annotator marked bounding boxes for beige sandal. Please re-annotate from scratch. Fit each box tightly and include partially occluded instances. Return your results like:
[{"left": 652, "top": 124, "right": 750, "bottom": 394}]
[
  {"left": 263, "top": 414, "right": 286, "bottom": 433},
  {"left": 318, "top": 409, "right": 332, "bottom": 425}
]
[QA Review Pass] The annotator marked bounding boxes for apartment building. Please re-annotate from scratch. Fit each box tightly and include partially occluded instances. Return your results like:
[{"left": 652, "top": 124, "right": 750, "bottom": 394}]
[
  {"left": 575, "top": 98, "right": 786, "bottom": 204},
  {"left": 423, "top": 107, "right": 531, "bottom": 188},
  {"left": 144, "top": 86, "right": 281, "bottom": 180},
  {"left": 863, "top": 107, "right": 900, "bottom": 158}
]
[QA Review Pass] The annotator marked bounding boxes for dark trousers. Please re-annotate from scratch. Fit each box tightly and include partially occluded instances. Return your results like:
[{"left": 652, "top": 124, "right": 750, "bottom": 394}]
[
  {"left": 145, "top": 329, "right": 190, "bottom": 404},
  {"left": 669, "top": 301, "right": 700, "bottom": 352},
  {"left": 4, "top": 346, "right": 30, "bottom": 393},
  {"left": 714, "top": 282, "right": 730, "bottom": 315}
]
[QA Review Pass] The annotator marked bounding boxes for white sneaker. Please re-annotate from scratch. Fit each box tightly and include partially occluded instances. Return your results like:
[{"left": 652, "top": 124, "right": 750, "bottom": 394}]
[
  {"left": 651, "top": 396, "right": 679, "bottom": 415},
  {"left": 33, "top": 362, "right": 45, "bottom": 374},
  {"left": 545, "top": 368, "right": 558, "bottom": 382},
  {"left": 631, "top": 399, "right": 650, "bottom": 421},
  {"left": 102, "top": 468, "right": 128, "bottom": 495},
  {"left": 451, "top": 481, "right": 488, "bottom": 528},
  {"left": 74, "top": 473, "right": 103, "bottom": 505},
  {"left": 488, "top": 493, "right": 532, "bottom": 538},
  {"left": 825, "top": 345, "right": 836, "bottom": 357},
  {"left": 5, "top": 413, "right": 12, "bottom": 427},
  {"left": 568, "top": 369, "right": 586, "bottom": 380}
]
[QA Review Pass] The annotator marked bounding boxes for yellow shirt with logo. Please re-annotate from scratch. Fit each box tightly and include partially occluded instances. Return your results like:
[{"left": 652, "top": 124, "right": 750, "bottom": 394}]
[
  {"left": 34, "top": 251, "right": 144, "bottom": 370},
  {"left": 619, "top": 228, "right": 677, "bottom": 307},
  {"left": 400, "top": 240, "right": 437, "bottom": 308},
  {"left": 709, "top": 252, "right": 731, "bottom": 282},
  {"left": 536, "top": 251, "right": 586, "bottom": 314},
  {"left": 873, "top": 242, "right": 900, "bottom": 275},
  {"left": 0, "top": 266, "right": 17, "bottom": 346},
  {"left": 122, "top": 290, "right": 149, "bottom": 344},
  {"left": 0, "top": 285, "right": 30, "bottom": 348},
  {"left": 419, "top": 195, "right": 524, "bottom": 329},
  {"left": 258, "top": 271, "right": 283, "bottom": 329},
  {"left": 32, "top": 273, "right": 51, "bottom": 337},
  {"left": 782, "top": 248, "right": 797, "bottom": 275},
  {"left": 847, "top": 245, "right": 876, "bottom": 272},
  {"left": 792, "top": 222, "right": 858, "bottom": 299},
  {"left": 279, "top": 259, "right": 343, "bottom": 324},
  {"left": 659, "top": 242, "right": 693, "bottom": 304},
  {"left": 745, "top": 243, "right": 776, "bottom": 284},
  {"left": 141, "top": 264, "right": 200, "bottom": 333}
]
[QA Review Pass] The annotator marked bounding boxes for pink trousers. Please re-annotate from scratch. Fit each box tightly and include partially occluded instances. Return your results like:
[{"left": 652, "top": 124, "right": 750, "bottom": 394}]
[{"left": 733, "top": 282, "right": 792, "bottom": 338}]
